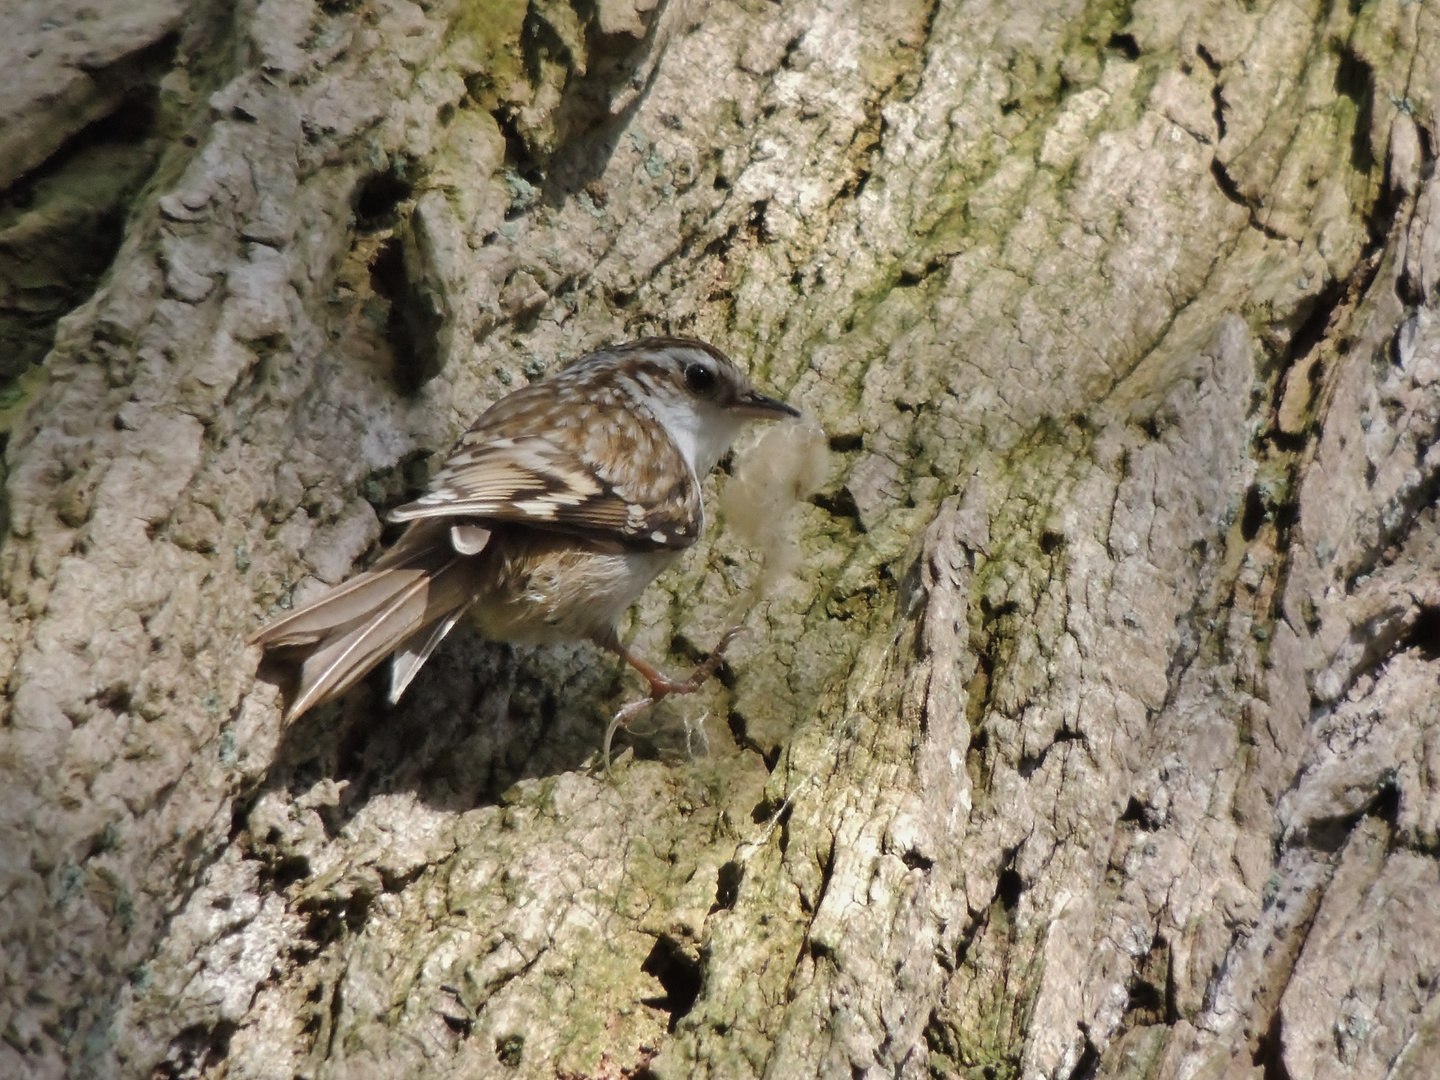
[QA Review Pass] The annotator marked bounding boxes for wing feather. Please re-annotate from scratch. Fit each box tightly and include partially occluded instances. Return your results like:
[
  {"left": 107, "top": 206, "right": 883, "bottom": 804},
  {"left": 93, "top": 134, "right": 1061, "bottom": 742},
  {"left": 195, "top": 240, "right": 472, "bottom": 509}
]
[{"left": 389, "top": 387, "right": 702, "bottom": 548}]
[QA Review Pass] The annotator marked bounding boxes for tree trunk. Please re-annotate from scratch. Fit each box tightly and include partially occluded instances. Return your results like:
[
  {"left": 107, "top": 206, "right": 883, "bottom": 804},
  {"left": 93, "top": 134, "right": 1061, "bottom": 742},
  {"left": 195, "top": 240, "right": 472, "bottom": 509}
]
[{"left": 3, "top": 0, "right": 1438, "bottom": 1077}]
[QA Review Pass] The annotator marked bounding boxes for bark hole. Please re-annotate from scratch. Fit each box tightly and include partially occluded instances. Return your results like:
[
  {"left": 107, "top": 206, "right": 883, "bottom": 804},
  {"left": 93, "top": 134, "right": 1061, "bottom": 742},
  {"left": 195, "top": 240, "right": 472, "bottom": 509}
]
[
  {"left": 1333, "top": 46, "right": 1375, "bottom": 173},
  {"left": 495, "top": 1032, "right": 524, "bottom": 1067},
  {"left": 640, "top": 937, "right": 702, "bottom": 1032},
  {"left": 352, "top": 170, "right": 413, "bottom": 232},
  {"left": 711, "top": 860, "right": 743, "bottom": 912},
  {"left": 1124, "top": 937, "right": 1176, "bottom": 1025},
  {"left": 995, "top": 867, "right": 1023, "bottom": 910},
  {"left": 300, "top": 888, "right": 373, "bottom": 944},
  {"left": 1402, "top": 606, "right": 1440, "bottom": 660},
  {"left": 1240, "top": 485, "right": 1266, "bottom": 541},
  {"left": 486, "top": 105, "right": 544, "bottom": 190},
  {"left": 1106, "top": 34, "right": 1140, "bottom": 61},
  {"left": 369, "top": 236, "right": 443, "bottom": 393},
  {"left": 265, "top": 853, "right": 312, "bottom": 892}
]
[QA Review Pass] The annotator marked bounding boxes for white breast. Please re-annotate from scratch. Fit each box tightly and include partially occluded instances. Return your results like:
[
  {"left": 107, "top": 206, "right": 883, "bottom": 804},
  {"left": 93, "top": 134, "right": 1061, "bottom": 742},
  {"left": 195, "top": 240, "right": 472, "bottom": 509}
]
[{"left": 637, "top": 393, "right": 746, "bottom": 480}]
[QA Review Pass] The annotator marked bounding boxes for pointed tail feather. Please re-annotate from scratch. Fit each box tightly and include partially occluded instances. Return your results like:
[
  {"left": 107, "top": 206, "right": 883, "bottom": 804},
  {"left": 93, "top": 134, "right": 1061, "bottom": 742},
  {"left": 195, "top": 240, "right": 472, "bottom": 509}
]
[
  {"left": 287, "top": 571, "right": 437, "bottom": 719},
  {"left": 250, "top": 522, "right": 487, "bottom": 720},
  {"left": 384, "top": 540, "right": 486, "bottom": 704},
  {"left": 388, "top": 609, "right": 464, "bottom": 705},
  {"left": 248, "top": 568, "right": 430, "bottom": 648}
]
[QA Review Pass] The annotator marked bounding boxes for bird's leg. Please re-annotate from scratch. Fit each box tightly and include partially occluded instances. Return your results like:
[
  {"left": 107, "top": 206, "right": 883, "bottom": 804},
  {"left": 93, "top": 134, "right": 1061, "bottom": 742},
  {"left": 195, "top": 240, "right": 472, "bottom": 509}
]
[
  {"left": 601, "top": 626, "right": 742, "bottom": 770},
  {"left": 613, "top": 625, "right": 742, "bottom": 699}
]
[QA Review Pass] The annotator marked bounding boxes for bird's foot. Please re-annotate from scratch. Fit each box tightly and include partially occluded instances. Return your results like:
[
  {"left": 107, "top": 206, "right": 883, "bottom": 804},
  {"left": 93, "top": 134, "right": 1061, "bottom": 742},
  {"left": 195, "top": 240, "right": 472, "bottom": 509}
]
[
  {"left": 637, "top": 625, "right": 742, "bottom": 700},
  {"left": 603, "top": 626, "right": 742, "bottom": 771}
]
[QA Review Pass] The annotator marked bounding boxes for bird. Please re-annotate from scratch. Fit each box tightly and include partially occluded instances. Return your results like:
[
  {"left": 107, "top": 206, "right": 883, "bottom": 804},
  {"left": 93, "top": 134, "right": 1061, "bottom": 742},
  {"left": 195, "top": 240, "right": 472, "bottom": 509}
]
[{"left": 249, "top": 337, "right": 800, "bottom": 721}]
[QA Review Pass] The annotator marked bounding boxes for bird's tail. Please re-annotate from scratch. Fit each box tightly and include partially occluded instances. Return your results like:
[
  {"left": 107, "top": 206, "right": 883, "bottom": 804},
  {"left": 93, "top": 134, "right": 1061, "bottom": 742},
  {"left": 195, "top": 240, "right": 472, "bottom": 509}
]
[{"left": 249, "top": 522, "right": 486, "bottom": 720}]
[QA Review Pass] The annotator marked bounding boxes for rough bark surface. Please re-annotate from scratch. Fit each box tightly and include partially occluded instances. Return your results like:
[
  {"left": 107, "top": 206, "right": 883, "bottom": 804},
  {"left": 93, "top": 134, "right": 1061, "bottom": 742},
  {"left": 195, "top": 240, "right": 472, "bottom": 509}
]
[{"left": 2, "top": 0, "right": 1438, "bottom": 1078}]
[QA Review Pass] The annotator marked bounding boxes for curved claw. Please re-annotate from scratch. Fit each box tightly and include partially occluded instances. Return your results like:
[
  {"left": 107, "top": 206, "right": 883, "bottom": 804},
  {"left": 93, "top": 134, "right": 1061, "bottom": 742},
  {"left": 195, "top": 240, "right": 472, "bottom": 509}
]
[
  {"left": 601, "top": 625, "right": 744, "bottom": 771},
  {"left": 602, "top": 696, "right": 655, "bottom": 773}
]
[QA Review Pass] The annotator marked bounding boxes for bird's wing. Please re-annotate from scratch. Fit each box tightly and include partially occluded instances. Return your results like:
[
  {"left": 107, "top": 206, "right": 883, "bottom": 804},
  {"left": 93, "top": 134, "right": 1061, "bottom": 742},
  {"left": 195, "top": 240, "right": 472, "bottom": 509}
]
[{"left": 389, "top": 384, "right": 701, "bottom": 549}]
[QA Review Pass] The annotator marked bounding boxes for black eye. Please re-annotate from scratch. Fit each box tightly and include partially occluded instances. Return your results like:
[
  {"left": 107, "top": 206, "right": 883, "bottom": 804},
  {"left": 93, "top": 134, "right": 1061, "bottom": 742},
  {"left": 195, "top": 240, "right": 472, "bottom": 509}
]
[{"left": 684, "top": 362, "right": 717, "bottom": 395}]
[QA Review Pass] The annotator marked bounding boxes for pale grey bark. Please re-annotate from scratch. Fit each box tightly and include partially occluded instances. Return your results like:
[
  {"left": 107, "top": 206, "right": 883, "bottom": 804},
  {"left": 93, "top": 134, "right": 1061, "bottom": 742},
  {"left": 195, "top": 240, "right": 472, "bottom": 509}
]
[{"left": 2, "top": 1, "right": 1438, "bottom": 1078}]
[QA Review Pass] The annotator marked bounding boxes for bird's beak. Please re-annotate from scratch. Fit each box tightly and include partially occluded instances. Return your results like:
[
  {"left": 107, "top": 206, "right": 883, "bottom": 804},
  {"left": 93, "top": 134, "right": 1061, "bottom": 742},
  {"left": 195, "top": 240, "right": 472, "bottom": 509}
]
[{"left": 733, "top": 391, "right": 802, "bottom": 420}]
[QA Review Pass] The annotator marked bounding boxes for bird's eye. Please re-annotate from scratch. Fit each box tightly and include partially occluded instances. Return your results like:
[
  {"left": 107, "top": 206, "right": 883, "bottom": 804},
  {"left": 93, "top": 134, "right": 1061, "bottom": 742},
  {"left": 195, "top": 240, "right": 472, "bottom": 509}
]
[{"left": 684, "top": 362, "right": 717, "bottom": 395}]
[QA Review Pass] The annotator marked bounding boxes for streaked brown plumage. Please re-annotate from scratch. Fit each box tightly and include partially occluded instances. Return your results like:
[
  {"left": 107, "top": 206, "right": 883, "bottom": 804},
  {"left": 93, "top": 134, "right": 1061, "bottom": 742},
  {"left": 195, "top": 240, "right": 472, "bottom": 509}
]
[{"left": 249, "top": 337, "right": 798, "bottom": 720}]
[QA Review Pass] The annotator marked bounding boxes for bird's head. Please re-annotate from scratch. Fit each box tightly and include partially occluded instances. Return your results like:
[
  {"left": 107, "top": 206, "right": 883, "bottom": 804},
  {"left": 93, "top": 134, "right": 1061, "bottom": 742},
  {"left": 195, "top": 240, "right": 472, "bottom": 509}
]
[{"left": 599, "top": 337, "right": 800, "bottom": 477}]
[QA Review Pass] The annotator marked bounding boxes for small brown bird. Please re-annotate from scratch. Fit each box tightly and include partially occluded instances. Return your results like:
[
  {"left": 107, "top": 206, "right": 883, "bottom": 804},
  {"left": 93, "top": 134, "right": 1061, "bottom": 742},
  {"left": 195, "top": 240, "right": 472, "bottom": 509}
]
[{"left": 250, "top": 337, "right": 799, "bottom": 720}]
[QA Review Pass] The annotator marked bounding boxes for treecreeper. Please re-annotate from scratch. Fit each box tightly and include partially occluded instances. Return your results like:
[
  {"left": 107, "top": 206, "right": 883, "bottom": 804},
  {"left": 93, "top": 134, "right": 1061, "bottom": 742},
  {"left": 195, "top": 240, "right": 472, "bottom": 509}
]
[{"left": 249, "top": 337, "right": 801, "bottom": 728}]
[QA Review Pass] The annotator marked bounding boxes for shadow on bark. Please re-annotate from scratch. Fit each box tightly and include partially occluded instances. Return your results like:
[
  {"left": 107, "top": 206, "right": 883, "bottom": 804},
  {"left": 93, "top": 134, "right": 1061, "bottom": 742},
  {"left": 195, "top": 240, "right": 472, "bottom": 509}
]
[{"left": 249, "top": 629, "right": 627, "bottom": 827}]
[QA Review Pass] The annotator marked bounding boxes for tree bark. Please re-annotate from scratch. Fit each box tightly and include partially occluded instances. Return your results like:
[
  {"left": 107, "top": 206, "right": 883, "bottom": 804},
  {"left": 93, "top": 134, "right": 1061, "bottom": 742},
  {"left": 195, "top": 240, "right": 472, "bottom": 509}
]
[{"left": 2, "top": 0, "right": 1439, "bottom": 1077}]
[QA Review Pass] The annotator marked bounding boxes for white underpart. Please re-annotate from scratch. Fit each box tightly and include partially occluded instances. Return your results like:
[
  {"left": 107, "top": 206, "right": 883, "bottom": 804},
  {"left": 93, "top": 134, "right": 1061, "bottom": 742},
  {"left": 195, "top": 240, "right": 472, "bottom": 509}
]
[{"left": 637, "top": 387, "right": 746, "bottom": 481}]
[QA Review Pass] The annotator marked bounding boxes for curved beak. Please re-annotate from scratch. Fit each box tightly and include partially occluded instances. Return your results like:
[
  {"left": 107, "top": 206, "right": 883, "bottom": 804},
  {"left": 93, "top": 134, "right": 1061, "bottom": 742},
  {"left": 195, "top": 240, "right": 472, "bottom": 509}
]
[{"left": 733, "top": 391, "right": 802, "bottom": 420}]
